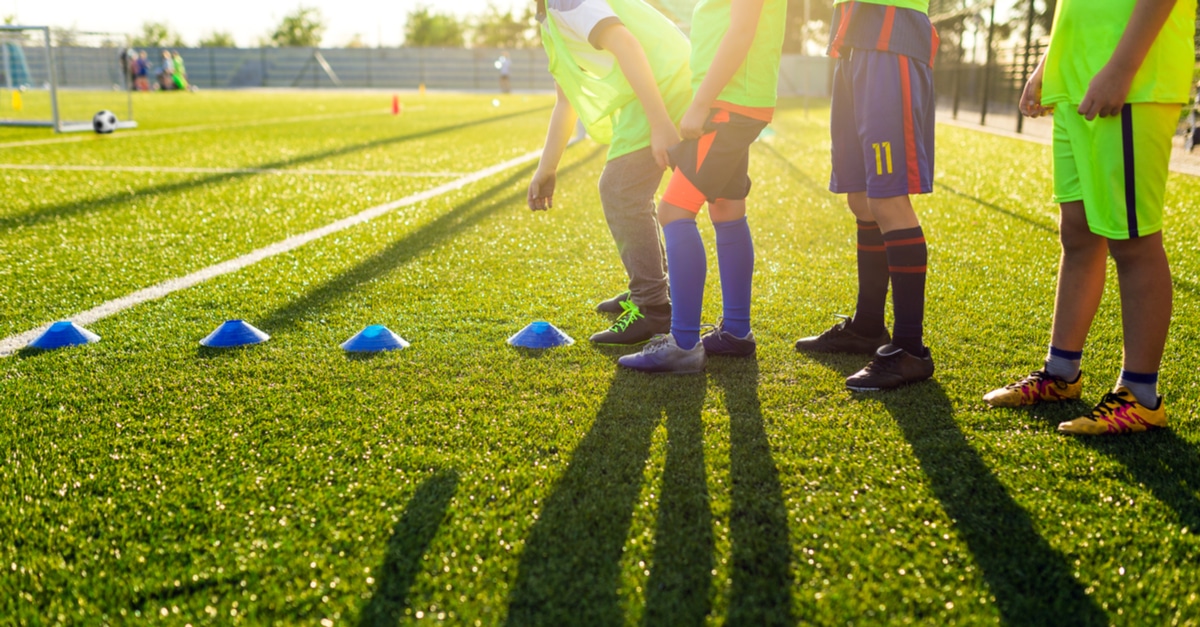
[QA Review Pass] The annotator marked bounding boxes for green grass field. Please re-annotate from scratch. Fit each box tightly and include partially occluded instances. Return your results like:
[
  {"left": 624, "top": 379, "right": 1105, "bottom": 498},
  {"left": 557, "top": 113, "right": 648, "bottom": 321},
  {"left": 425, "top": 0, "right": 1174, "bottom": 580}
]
[{"left": 2, "top": 90, "right": 1199, "bottom": 625}]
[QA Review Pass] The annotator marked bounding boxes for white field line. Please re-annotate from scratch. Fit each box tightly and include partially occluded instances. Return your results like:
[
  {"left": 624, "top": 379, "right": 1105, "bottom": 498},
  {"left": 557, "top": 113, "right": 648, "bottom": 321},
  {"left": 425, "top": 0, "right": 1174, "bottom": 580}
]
[
  {"left": 0, "top": 109, "right": 388, "bottom": 150},
  {"left": 0, "top": 163, "right": 465, "bottom": 178},
  {"left": 0, "top": 148, "right": 542, "bottom": 357}
]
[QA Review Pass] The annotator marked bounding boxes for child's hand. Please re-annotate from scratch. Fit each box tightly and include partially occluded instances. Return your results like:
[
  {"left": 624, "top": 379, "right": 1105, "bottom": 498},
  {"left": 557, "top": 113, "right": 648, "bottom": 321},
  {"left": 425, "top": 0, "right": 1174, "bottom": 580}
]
[
  {"left": 1079, "top": 63, "right": 1134, "bottom": 120},
  {"left": 679, "top": 104, "right": 709, "bottom": 140},
  {"left": 1019, "top": 65, "right": 1053, "bottom": 118},
  {"left": 528, "top": 168, "right": 557, "bottom": 211},
  {"left": 650, "top": 122, "right": 681, "bottom": 170}
]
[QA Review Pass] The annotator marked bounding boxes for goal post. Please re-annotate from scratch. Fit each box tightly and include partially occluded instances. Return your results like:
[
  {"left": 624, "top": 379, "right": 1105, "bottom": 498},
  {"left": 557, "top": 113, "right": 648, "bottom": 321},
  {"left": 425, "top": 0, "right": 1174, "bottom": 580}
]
[{"left": 0, "top": 25, "right": 138, "bottom": 133}]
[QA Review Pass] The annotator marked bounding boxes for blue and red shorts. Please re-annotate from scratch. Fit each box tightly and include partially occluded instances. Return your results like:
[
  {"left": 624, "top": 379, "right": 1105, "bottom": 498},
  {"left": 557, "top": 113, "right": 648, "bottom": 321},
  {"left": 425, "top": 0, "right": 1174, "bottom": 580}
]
[{"left": 829, "top": 47, "right": 935, "bottom": 199}]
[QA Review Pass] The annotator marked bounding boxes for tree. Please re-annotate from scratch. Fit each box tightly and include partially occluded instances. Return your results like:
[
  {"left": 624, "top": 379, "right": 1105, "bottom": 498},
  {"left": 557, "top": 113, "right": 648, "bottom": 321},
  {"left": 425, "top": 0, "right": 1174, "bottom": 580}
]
[
  {"left": 198, "top": 31, "right": 236, "bottom": 48},
  {"left": 132, "top": 21, "right": 186, "bottom": 48},
  {"left": 270, "top": 7, "right": 326, "bottom": 47},
  {"left": 345, "top": 34, "right": 368, "bottom": 49},
  {"left": 471, "top": 3, "right": 538, "bottom": 49},
  {"left": 404, "top": 7, "right": 466, "bottom": 47}
]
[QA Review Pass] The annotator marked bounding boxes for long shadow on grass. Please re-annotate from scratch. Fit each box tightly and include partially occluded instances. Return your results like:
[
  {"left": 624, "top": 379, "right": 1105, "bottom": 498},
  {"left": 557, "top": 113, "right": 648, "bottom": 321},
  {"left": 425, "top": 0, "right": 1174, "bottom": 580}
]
[
  {"left": 2, "top": 105, "right": 549, "bottom": 230},
  {"left": 758, "top": 141, "right": 829, "bottom": 194},
  {"left": 1082, "top": 432, "right": 1200, "bottom": 532},
  {"left": 1027, "top": 397, "right": 1200, "bottom": 534},
  {"left": 708, "top": 358, "right": 795, "bottom": 625},
  {"left": 255, "top": 145, "right": 605, "bottom": 335},
  {"left": 877, "top": 381, "right": 1108, "bottom": 625},
  {"left": 934, "top": 182, "right": 1057, "bottom": 235},
  {"left": 506, "top": 370, "right": 711, "bottom": 626},
  {"left": 358, "top": 469, "right": 459, "bottom": 626}
]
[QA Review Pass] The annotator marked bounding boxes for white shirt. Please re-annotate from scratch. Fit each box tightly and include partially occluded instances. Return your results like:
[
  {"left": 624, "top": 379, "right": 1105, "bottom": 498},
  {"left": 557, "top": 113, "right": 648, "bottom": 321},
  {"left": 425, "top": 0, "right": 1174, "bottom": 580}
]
[{"left": 542, "top": 0, "right": 623, "bottom": 77}]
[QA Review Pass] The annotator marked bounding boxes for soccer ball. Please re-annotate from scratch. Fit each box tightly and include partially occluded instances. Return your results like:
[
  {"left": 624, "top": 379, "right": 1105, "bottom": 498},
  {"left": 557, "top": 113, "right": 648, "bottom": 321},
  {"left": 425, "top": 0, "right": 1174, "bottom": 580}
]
[{"left": 92, "top": 110, "right": 118, "bottom": 134}]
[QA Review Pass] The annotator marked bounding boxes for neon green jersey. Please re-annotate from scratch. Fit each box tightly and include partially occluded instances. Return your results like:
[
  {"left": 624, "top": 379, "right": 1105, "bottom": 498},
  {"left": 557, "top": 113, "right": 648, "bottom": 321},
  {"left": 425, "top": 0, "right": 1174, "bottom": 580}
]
[
  {"left": 1043, "top": 0, "right": 1197, "bottom": 105},
  {"left": 540, "top": 0, "right": 692, "bottom": 160},
  {"left": 689, "top": 0, "right": 787, "bottom": 109},
  {"left": 834, "top": 0, "right": 928, "bottom": 13}
]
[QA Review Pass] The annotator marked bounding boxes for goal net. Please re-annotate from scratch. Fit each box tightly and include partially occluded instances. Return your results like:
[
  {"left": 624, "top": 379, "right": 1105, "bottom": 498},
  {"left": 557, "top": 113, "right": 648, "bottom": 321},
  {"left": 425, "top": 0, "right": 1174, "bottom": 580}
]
[{"left": 0, "top": 26, "right": 138, "bottom": 133}]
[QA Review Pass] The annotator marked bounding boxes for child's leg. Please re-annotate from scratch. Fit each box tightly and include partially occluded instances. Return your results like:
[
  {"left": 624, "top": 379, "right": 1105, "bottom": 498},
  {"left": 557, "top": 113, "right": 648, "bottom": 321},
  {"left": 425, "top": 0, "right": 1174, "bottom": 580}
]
[
  {"left": 598, "top": 149, "right": 671, "bottom": 308},
  {"left": 1046, "top": 201, "right": 1107, "bottom": 378},
  {"left": 1109, "top": 231, "right": 1172, "bottom": 404},
  {"left": 868, "top": 195, "right": 925, "bottom": 356},
  {"left": 710, "top": 199, "right": 752, "bottom": 338},
  {"left": 660, "top": 202, "right": 706, "bottom": 350},
  {"left": 847, "top": 192, "right": 890, "bottom": 337}
]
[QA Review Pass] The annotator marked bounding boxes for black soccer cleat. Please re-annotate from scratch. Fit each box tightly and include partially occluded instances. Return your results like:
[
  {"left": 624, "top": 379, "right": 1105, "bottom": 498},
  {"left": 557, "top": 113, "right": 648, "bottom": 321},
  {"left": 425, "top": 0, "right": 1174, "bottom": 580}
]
[
  {"left": 795, "top": 317, "right": 890, "bottom": 355},
  {"left": 700, "top": 320, "right": 756, "bottom": 357},
  {"left": 845, "top": 344, "right": 935, "bottom": 392},
  {"left": 596, "top": 290, "right": 632, "bottom": 315}
]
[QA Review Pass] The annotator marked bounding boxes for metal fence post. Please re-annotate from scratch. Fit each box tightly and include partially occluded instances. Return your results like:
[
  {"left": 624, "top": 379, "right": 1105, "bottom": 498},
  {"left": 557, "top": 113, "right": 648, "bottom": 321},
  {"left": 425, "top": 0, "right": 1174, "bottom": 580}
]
[
  {"left": 1016, "top": 0, "right": 1036, "bottom": 133},
  {"left": 979, "top": 1, "right": 996, "bottom": 126}
]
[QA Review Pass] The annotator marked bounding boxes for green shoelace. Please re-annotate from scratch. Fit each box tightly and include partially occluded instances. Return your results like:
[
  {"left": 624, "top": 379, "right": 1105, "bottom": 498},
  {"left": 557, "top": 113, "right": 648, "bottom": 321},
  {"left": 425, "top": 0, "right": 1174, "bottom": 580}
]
[{"left": 608, "top": 300, "right": 644, "bottom": 333}]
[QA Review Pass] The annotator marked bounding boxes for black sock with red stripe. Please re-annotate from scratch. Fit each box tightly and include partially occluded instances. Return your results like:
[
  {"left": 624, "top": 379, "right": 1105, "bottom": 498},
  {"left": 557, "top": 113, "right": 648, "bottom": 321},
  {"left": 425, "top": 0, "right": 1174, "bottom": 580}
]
[
  {"left": 884, "top": 226, "right": 927, "bottom": 356},
  {"left": 849, "top": 220, "right": 889, "bottom": 337}
]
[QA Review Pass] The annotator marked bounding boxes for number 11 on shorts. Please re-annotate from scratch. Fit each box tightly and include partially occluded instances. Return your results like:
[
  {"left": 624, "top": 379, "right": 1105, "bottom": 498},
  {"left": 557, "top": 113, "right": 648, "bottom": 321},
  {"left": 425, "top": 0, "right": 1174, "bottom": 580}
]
[{"left": 872, "top": 142, "right": 893, "bottom": 176}]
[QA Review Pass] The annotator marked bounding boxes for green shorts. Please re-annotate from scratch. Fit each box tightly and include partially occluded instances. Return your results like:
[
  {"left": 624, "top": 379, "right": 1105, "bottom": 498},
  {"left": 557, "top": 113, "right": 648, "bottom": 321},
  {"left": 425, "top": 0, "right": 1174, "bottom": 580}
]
[{"left": 1052, "top": 102, "right": 1180, "bottom": 240}]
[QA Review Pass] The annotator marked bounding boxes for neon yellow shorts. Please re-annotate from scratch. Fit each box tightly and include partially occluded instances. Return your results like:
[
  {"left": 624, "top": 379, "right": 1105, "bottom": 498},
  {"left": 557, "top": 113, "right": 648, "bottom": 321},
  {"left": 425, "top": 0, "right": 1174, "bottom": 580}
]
[{"left": 1052, "top": 102, "right": 1180, "bottom": 240}]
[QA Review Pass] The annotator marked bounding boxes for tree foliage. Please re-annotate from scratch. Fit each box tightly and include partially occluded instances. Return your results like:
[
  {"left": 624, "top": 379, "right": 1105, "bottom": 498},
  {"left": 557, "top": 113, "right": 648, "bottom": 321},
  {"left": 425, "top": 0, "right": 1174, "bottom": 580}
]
[
  {"left": 198, "top": 31, "right": 237, "bottom": 48},
  {"left": 132, "top": 22, "right": 186, "bottom": 48},
  {"left": 404, "top": 7, "right": 467, "bottom": 47},
  {"left": 270, "top": 7, "right": 326, "bottom": 48},
  {"left": 471, "top": 3, "right": 539, "bottom": 49}
]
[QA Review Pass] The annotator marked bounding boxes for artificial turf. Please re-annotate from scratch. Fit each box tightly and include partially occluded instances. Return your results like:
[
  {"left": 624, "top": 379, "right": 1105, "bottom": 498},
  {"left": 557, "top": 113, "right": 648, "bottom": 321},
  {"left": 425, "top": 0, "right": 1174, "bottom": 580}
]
[{"left": 1, "top": 91, "right": 1199, "bottom": 625}]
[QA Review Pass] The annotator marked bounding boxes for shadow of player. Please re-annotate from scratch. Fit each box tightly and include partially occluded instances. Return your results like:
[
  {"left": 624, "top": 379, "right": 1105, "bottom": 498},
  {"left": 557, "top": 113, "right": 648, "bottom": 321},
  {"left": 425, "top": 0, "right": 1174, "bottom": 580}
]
[{"left": 506, "top": 369, "right": 711, "bottom": 626}]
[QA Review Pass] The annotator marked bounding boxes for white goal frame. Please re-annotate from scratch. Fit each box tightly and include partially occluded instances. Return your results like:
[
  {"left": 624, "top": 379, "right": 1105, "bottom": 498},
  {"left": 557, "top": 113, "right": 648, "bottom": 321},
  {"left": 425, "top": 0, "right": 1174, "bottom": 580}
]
[{"left": 0, "top": 25, "right": 138, "bottom": 133}]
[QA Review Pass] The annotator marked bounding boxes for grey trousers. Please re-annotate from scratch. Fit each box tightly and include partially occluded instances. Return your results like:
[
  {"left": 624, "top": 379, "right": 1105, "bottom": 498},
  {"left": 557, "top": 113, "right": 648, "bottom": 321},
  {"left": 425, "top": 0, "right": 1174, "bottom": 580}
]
[{"left": 598, "top": 147, "right": 670, "bottom": 307}]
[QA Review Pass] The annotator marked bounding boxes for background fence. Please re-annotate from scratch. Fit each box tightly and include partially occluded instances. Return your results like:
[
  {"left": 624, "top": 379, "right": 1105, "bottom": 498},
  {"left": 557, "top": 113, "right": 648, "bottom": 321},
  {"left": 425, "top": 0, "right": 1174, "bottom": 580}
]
[{"left": 18, "top": 44, "right": 833, "bottom": 96}]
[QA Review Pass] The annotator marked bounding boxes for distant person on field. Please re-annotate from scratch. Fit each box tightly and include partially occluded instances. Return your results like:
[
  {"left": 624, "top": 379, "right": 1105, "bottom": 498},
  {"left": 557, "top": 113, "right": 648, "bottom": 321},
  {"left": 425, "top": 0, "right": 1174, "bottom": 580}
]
[
  {"left": 618, "top": 0, "right": 787, "bottom": 374},
  {"left": 158, "top": 50, "right": 175, "bottom": 90},
  {"left": 497, "top": 51, "right": 512, "bottom": 94},
  {"left": 528, "top": 0, "right": 691, "bottom": 345},
  {"left": 172, "top": 51, "right": 189, "bottom": 91},
  {"left": 984, "top": 0, "right": 1196, "bottom": 435},
  {"left": 120, "top": 47, "right": 136, "bottom": 90},
  {"left": 135, "top": 50, "right": 151, "bottom": 91}
]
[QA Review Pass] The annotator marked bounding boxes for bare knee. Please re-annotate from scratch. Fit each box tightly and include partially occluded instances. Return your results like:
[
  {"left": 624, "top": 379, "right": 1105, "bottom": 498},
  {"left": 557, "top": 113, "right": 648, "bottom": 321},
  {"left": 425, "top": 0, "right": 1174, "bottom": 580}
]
[
  {"left": 847, "top": 192, "right": 872, "bottom": 221},
  {"left": 1108, "top": 232, "right": 1165, "bottom": 267},
  {"left": 1058, "top": 202, "right": 1105, "bottom": 257}
]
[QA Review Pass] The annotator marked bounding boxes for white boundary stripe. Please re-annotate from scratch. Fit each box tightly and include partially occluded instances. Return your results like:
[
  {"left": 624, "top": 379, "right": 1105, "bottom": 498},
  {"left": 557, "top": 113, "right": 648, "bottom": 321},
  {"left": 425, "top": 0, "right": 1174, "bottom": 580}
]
[
  {"left": 0, "top": 148, "right": 542, "bottom": 357},
  {"left": 0, "top": 109, "right": 388, "bottom": 150},
  {"left": 0, "top": 163, "right": 466, "bottom": 178}
]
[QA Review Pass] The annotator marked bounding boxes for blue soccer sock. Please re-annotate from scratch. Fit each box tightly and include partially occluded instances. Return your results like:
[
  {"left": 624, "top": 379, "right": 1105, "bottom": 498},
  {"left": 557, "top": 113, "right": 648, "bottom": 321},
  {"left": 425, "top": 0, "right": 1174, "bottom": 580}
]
[
  {"left": 663, "top": 219, "right": 706, "bottom": 350},
  {"left": 1117, "top": 369, "right": 1160, "bottom": 408},
  {"left": 1044, "top": 346, "right": 1082, "bottom": 382},
  {"left": 714, "top": 216, "right": 754, "bottom": 338}
]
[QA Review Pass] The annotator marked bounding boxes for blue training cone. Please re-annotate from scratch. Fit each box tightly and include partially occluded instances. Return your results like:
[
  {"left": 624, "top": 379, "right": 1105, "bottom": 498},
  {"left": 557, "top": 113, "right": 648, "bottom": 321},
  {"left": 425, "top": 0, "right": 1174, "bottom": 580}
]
[
  {"left": 200, "top": 319, "right": 270, "bottom": 348},
  {"left": 341, "top": 324, "right": 410, "bottom": 353},
  {"left": 507, "top": 321, "right": 574, "bottom": 349},
  {"left": 27, "top": 321, "right": 100, "bottom": 350}
]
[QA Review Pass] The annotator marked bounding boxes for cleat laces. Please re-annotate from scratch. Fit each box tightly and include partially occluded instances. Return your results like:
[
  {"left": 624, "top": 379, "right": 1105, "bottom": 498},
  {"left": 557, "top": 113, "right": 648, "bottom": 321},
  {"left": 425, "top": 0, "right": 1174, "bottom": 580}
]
[{"left": 607, "top": 300, "right": 644, "bottom": 333}]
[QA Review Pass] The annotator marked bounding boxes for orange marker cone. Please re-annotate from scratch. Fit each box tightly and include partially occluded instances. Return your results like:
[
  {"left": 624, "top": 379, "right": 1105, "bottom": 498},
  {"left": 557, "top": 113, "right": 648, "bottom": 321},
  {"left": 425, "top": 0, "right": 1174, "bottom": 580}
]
[
  {"left": 392, "top": 94, "right": 401, "bottom": 115},
  {"left": 418, "top": 83, "right": 426, "bottom": 96}
]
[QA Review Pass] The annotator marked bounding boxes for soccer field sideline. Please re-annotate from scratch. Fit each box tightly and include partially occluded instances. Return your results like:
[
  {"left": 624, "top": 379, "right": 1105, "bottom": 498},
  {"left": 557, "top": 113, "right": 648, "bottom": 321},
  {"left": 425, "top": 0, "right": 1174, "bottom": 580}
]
[{"left": 0, "top": 147, "right": 548, "bottom": 357}]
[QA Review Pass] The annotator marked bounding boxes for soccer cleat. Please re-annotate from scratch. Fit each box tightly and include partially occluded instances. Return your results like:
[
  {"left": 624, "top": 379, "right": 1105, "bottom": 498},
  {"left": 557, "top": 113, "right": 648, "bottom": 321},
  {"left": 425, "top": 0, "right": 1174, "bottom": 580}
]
[
  {"left": 984, "top": 369, "right": 1083, "bottom": 407},
  {"left": 618, "top": 333, "right": 706, "bottom": 374},
  {"left": 596, "top": 290, "right": 632, "bottom": 314},
  {"left": 700, "top": 320, "right": 756, "bottom": 357},
  {"left": 845, "top": 344, "right": 934, "bottom": 391},
  {"left": 1057, "top": 387, "right": 1167, "bottom": 435},
  {"left": 795, "top": 316, "right": 890, "bottom": 355},
  {"left": 589, "top": 301, "right": 670, "bottom": 345}
]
